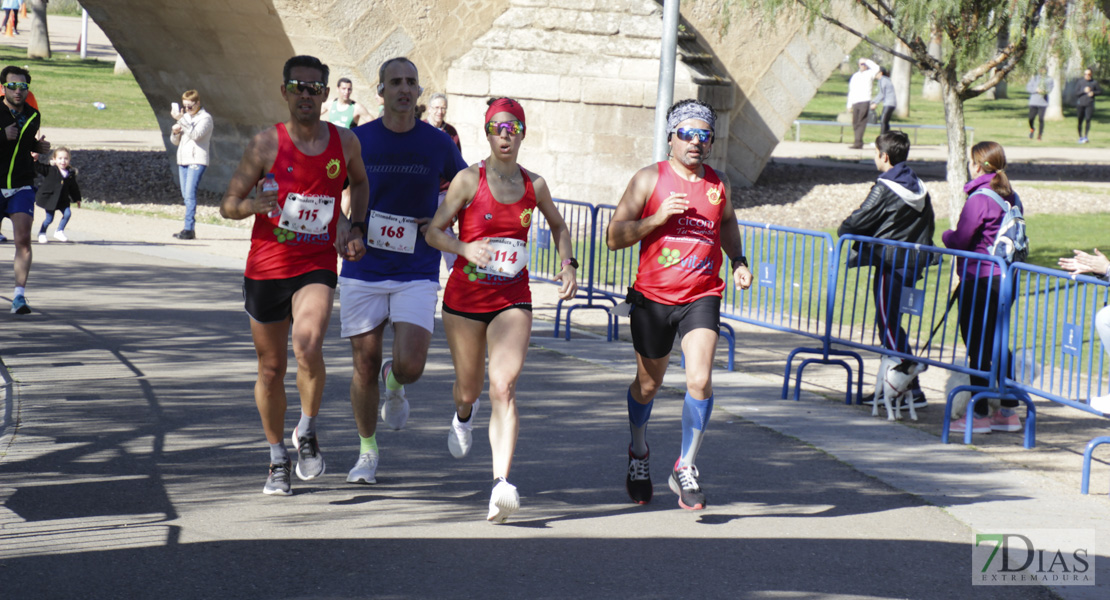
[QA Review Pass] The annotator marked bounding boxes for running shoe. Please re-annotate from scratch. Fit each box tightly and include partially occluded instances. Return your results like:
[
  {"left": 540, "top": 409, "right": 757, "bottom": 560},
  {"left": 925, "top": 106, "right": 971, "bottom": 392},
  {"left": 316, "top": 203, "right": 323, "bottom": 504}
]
[
  {"left": 990, "top": 409, "right": 1022, "bottom": 433},
  {"left": 487, "top": 477, "right": 520, "bottom": 523},
  {"left": 0, "top": 232, "right": 7, "bottom": 242},
  {"left": 950, "top": 414, "right": 992, "bottom": 434},
  {"left": 291, "top": 426, "right": 326, "bottom": 480},
  {"left": 263, "top": 460, "right": 292, "bottom": 496},
  {"left": 53, "top": 230, "right": 68, "bottom": 242},
  {"left": 37, "top": 233, "right": 46, "bottom": 244},
  {"left": 668, "top": 460, "right": 706, "bottom": 510},
  {"left": 379, "top": 359, "right": 410, "bottom": 430},
  {"left": 448, "top": 399, "right": 479, "bottom": 459},
  {"left": 346, "top": 452, "right": 378, "bottom": 484},
  {"left": 626, "top": 445, "right": 652, "bottom": 504},
  {"left": 10, "top": 294, "right": 30, "bottom": 315},
  {"left": 1028, "top": 129, "right": 1034, "bottom": 139}
]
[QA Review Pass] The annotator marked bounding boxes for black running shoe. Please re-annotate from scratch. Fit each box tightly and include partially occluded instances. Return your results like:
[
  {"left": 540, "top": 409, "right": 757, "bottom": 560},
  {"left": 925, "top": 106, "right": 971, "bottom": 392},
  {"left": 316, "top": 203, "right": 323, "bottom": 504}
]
[
  {"left": 263, "top": 460, "right": 292, "bottom": 496},
  {"left": 626, "top": 445, "right": 652, "bottom": 504},
  {"left": 668, "top": 460, "right": 706, "bottom": 510}
]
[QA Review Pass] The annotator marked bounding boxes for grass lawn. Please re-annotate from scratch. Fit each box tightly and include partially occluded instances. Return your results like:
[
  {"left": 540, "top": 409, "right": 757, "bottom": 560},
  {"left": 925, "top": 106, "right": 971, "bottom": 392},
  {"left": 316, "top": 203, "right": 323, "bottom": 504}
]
[
  {"left": 0, "top": 44, "right": 158, "bottom": 129},
  {"left": 798, "top": 72, "right": 1109, "bottom": 148}
]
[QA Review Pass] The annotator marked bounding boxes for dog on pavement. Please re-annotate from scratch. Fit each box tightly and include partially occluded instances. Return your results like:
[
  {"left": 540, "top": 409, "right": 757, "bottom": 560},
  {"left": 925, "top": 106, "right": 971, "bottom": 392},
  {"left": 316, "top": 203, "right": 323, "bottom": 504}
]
[{"left": 874, "top": 356, "right": 927, "bottom": 421}]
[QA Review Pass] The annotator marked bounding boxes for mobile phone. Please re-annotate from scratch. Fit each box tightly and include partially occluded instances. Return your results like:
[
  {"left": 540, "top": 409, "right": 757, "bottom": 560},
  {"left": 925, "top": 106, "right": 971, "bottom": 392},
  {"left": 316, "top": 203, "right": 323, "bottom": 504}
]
[{"left": 171, "top": 102, "right": 180, "bottom": 114}]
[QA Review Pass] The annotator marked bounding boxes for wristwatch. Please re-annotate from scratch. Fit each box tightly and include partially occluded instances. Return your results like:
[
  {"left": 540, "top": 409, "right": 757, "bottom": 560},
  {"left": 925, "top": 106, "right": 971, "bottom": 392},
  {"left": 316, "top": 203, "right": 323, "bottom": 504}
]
[
  {"left": 562, "top": 257, "right": 579, "bottom": 269},
  {"left": 731, "top": 255, "right": 748, "bottom": 271}
]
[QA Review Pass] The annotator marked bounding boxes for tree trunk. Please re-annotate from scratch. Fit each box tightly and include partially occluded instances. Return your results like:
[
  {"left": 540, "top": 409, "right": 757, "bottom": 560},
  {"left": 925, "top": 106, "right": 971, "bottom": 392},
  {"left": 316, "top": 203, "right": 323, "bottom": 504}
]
[
  {"left": 1046, "top": 52, "right": 1064, "bottom": 121},
  {"left": 27, "top": 0, "right": 49, "bottom": 59},
  {"left": 991, "top": 18, "right": 1010, "bottom": 99},
  {"left": 893, "top": 40, "right": 911, "bottom": 118},
  {"left": 940, "top": 77, "right": 969, "bottom": 220},
  {"left": 922, "top": 31, "right": 943, "bottom": 101}
]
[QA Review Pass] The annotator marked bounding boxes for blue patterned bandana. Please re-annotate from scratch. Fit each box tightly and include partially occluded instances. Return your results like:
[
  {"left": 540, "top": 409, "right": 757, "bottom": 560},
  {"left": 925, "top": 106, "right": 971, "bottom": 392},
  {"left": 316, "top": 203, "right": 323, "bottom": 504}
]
[{"left": 667, "top": 102, "right": 715, "bottom": 133}]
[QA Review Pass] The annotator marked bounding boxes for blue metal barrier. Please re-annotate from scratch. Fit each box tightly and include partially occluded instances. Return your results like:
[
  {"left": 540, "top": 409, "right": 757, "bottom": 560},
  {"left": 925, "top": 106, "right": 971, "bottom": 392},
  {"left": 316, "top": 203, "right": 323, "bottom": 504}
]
[
  {"left": 529, "top": 199, "right": 615, "bottom": 340},
  {"left": 591, "top": 204, "right": 638, "bottom": 341},
  {"left": 1003, "top": 263, "right": 1110, "bottom": 490}
]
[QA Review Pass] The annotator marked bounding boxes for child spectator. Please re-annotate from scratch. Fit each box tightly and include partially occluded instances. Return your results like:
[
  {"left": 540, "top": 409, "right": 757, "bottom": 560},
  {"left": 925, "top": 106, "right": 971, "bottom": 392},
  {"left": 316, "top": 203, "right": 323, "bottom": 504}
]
[{"left": 35, "top": 147, "right": 81, "bottom": 243}]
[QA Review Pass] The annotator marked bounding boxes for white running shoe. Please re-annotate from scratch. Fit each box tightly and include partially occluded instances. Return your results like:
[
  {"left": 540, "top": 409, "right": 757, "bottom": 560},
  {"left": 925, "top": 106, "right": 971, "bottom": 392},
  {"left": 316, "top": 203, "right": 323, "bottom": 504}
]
[
  {"left": 53, "top": 230, "right": 68, "bottom": 242},
  {"left": 487, "top": 477, "right": 519, "bottom": 523},
  {"left": 447, "top": 399, "right": 479, "bottom": 458},
  {"left": 346, "top": 452, "right": 378, "bottom": 484},
  {"left": 37, "top": 233, "right": 46, "bottom": 244},
  {"left": 379, "top": 360, "right": 410, "bottom": 430}
]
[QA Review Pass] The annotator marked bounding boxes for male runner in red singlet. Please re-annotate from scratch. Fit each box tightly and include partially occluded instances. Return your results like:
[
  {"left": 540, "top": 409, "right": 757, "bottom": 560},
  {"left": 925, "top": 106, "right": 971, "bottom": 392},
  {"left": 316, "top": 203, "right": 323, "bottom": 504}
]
[
  {"left": 607, "top": 99, "right": 753, "bottom": 510},
  {"left": 220, "top": 55, "right": 369, "bottom": 496}
]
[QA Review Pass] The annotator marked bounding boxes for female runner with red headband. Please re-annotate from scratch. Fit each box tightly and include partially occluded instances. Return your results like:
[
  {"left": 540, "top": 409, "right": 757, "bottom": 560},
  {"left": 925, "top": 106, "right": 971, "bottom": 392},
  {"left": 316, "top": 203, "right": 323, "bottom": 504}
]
[{"left": 426, "top": 97, "right": 577, "bottom": 523}]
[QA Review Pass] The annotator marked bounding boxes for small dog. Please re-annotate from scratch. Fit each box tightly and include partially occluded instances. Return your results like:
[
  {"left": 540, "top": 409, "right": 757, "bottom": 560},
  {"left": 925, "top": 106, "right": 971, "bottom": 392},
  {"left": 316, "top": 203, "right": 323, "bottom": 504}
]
[{"left": 873, "top": 356, "right": 927, "bottom": 421}]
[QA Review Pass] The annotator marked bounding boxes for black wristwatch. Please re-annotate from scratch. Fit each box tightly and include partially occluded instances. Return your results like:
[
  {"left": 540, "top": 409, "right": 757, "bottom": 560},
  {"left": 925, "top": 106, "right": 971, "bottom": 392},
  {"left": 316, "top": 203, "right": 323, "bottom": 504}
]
[
  {"left": 562, "top": 257, "right": 579, "bottom": 269},
  {"left": 349, "top": 222, "right": 366, "bottom": 238},
  {"left": 731, "top": 255, "right": 748, "bottom": 271}
]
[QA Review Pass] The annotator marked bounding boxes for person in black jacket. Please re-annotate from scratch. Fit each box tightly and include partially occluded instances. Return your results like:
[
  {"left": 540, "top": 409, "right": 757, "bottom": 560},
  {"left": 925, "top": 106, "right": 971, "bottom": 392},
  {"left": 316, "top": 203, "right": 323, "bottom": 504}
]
[
  {"left": 35, "top": 147, "right": 81, "bottom": 243},
  {"left": 1076, "top": 68, "right": 1102, "bottom": 144},
  {"left": 0, "top": 65, "right": 50, "bottom": 315},
  {"left": 838, "top": 130, "right": 936, "bottom": 406}
]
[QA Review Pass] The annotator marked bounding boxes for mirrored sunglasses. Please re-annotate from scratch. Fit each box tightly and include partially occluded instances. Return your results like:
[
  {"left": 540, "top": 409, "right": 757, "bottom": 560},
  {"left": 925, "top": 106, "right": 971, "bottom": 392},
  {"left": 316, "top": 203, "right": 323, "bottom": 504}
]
[
  {"left": 675, "top": 127, "right": 713, "bottom": 143},
  {"left": 485, "top": 120, "right": 524, "bottom": 136},
  {"left": 3, "top": 82, "right": 29, "bottom": 91},
  {"left": 284, "top": 79, "right": 325, "bottom": 96}
]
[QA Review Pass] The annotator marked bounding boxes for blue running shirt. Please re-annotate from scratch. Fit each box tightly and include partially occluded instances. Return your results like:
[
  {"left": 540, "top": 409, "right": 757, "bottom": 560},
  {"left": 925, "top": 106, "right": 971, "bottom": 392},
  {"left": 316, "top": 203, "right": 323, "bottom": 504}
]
[{"left": 341, "top": 119, "right": 468, "bottom": 282}]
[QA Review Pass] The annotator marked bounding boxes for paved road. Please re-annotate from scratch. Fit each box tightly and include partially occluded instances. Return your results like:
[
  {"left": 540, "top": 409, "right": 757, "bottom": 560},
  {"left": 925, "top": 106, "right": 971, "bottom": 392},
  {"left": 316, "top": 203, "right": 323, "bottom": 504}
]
[{"left": 1, "top": 209, "right": 1106, "bottom": 599}]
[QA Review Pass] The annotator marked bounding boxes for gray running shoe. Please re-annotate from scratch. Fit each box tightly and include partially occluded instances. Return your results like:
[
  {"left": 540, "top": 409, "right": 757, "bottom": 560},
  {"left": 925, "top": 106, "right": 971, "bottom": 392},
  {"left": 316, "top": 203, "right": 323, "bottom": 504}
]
[
  {"left": 487, "top": 477, "right": 519, "bottom": 523},
  {"left": 346, "top": 452, "right": 378, "bottom": 484},
  {"left": 668, "top": 461, "right": 706, "bottom": 510},
  {"left": 263, "top": 460, "right": 292, "bottom": 496},
  {"left": 291, "top": 426, "right": 326, "bottom": 481},
  {"left": 380, "top": 360, "right": 410, "bottom": 430}
]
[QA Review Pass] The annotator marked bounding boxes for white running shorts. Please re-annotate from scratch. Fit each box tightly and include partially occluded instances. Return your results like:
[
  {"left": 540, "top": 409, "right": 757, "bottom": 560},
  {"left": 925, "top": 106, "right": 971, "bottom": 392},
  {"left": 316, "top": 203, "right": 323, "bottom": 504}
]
[{"left": 339, "top": 278, "right": 439, "bottom": 337}]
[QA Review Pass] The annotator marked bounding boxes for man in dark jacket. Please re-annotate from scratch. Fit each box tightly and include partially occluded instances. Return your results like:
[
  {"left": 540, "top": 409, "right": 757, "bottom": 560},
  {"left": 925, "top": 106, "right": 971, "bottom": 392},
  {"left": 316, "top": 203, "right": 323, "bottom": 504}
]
[
  {"left": 838, "top": 130, "right": 935, "bottom": 406},
  {"left": 0, "top": 65, "right": 49, "bottom": 314},
  {"left": 1076, "top": 68, "right": 1102, "bottom": 144}
]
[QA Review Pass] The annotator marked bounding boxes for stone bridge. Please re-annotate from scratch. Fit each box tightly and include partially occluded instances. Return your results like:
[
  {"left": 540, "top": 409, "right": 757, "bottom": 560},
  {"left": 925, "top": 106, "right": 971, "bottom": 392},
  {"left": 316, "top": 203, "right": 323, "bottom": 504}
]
[{"left": 82, "top": 0, "right": 870, "bottom": 201}]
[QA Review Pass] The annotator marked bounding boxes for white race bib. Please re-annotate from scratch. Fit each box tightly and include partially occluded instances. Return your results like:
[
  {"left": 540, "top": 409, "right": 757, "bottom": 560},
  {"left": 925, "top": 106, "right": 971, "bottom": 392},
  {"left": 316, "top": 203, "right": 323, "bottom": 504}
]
[
  {"left": 278, "top": 192, "right": 335, "bottom": 235},
  {"left": 477, "top": 237, "right": 528, "bottom": 277},
  {"left": 366, "top": 210, "right": 418, "bottom": 254}
]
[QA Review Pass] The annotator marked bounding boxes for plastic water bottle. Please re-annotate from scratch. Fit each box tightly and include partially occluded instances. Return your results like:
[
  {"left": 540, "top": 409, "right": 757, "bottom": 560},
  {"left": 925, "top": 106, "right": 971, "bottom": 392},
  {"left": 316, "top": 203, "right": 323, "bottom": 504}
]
[
  {"left": 92, "top": 102, "right": 105, "bottom": 110},
  {"left": 262, "top": 173, "right": 280, "bottom": 218}
]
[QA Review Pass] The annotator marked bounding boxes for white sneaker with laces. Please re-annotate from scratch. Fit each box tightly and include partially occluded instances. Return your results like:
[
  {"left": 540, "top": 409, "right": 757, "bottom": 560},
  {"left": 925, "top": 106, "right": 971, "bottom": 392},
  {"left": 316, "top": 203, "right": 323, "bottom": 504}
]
[
  {"left": 37, "top": 233, "right": 46, "bottom": 244},
  {"left": 346, "top": 452, "right": 379, "bottom": 484},
  {"left": 447, "top": 399, "right": 479, "bottom": 458},
  {"left": 53, "top": 230, "right": 68, "bottom": 242},
  {"left": 379, "top": 360, "right": 410, "bottom": 430},
  {"left": 487, "top": 477, "right": 519, "bottom": 523}
]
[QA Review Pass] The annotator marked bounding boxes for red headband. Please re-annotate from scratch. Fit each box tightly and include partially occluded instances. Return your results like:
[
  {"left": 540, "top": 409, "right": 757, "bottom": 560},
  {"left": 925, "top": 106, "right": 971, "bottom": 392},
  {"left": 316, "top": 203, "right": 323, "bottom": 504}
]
[{"left": 485, "top": 98, "right": 526, "bottom": 131}]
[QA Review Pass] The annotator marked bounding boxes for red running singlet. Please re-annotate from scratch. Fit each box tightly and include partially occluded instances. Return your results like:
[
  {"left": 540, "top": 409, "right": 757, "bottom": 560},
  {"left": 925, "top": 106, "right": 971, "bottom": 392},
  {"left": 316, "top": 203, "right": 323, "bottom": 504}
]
[
  {"left": 634, "top": 161, "right": 727, "bottom": 305},
  {"left": 245, "top": 122, "right": 347, "bottom": 280},
  {"left": 443, "top": 162, "right": 536, "bottom": 313}
]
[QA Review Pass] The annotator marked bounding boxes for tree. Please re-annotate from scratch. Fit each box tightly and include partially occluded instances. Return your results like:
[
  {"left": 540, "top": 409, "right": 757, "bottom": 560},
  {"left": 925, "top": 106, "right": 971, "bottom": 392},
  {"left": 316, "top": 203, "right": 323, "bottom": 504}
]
[
  {"left": 741, "top": 0, "right": 1048, "bottom": 217},
  {"left": 28, "top": 0, "right": 49, "bottom": 59}
]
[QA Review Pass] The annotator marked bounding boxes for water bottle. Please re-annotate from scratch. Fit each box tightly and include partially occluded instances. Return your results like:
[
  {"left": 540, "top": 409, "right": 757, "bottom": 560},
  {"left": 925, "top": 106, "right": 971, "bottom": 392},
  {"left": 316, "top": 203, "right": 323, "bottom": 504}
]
[
  {"left": 262, "top": 173, "right": 280, "bottom": 218},
  {"left": 92, "top": 102, "right": 106, "bottom": 110}
]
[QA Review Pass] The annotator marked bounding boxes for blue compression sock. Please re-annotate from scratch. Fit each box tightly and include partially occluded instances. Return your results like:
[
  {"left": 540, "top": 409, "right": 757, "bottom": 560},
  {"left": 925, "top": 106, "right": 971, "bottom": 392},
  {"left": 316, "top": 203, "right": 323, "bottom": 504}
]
[
  {"left": 627, "top": 388, "right": 653, "bottom": 457},
  {"left": 679, "top": 392, "right": 713, "bottom": 468}
]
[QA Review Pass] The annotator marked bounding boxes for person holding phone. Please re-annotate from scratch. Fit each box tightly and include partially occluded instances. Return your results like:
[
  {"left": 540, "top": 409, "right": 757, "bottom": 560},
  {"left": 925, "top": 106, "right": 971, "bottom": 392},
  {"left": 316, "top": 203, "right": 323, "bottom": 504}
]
[{"left": 170, "top": 90, "right": 213, "bottom": 240}]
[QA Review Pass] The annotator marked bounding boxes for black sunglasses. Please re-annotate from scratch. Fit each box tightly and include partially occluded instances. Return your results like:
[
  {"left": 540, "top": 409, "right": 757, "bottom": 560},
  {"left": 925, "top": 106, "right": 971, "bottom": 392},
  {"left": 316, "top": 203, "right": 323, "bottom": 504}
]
[{"left": 284, "top": 80, "right": 325, "bottom": 96}]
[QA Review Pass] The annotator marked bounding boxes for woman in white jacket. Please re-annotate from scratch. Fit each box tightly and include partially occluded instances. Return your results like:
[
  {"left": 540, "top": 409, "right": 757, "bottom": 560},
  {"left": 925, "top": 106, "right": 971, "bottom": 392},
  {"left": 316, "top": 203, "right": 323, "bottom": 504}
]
[{"left": 170, "top": 89, "right": 213, "bottom": 240}]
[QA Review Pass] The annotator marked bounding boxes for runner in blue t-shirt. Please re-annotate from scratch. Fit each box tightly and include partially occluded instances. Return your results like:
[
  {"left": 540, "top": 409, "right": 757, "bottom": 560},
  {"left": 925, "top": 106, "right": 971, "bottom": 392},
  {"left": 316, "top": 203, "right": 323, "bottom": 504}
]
[{"left": 339, "top": 57, "right": 468, "bottom": 486}]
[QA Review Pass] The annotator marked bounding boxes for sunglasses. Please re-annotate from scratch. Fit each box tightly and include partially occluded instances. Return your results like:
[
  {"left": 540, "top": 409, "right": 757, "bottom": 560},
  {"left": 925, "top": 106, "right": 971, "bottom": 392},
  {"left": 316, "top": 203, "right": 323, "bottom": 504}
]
[
  {"left": 675, "top": 127, "right": 713, "bottom": 143},
  {"left": 485, "top": 120, "right": 524, "bottom": 136},
  {"left": 3, "top": 82, "right": 29, "bottom": 91},
  {"left": 284, "top": 79, "right": 325, "bottom": 96}
]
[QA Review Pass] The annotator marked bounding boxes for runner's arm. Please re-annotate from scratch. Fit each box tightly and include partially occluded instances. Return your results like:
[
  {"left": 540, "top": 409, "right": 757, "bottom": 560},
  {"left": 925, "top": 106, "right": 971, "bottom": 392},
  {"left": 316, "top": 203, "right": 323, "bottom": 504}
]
[
  {"left": 534, "top": 175, "right": 578, "bottom": 300},
  {"left": 719, "top": 191, "right": 752, "bottom": 290},
  {"left": 606, "top": 165, "right": 681, "bottom": 251},
  {"left": 335, "top": 128, "right": 368, "bottom": 261},
  {"left": 351, "top": 102, "right": 374, "bottom": 126},
  {"left": 426, "top": 166, "right": 487, "bottom": 264},
  {"left": 219, "top": 130, "right": 278, "bottom": 220}
]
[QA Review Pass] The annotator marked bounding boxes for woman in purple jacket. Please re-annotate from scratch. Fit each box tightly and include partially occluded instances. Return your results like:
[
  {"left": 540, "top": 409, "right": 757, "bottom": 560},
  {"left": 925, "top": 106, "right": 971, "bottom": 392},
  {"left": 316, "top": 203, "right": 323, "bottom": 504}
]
[{"left": 941, "top": 141, "right": 1023, "bottom": 435}]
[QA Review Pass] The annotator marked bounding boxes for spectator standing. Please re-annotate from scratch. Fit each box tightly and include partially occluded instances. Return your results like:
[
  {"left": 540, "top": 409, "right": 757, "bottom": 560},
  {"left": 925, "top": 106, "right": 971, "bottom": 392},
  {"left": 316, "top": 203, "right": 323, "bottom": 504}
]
[
  {"left": 847, "top": 58, "right": 880, "bottom": 149},
  {"left": 34, "top": 147, "right": 81, "bottom": 243},
  {"left": 1026, "top": 68, "right": 1052, "bottom": 141},
  {"left": 1075, "top": 68, "right": 1102, "bottom": 144},
  {"left": 170, "top": 90, "right": 213, "bottom": 240},
  {"left": 321, "top": 77, "right": 373, "bottom": 128},
  {"left": 1057, "top": 247, "right": 1110, "bottom": 397},
  {"left": 870, "top": 66, "right": 897, "bottom": 134}
]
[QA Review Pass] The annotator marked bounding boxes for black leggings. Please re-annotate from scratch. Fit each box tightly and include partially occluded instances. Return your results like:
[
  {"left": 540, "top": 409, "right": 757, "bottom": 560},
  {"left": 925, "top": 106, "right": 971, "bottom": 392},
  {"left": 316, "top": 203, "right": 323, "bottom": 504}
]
[
  {"left": 879, "top": 106, "right": 895, "bottom": 134},
  {"left": 957, "top": 276, "right": 1017, "bottom": 415},
  {"left": 1077, "top": 105, "right": 1094, "bottom": 137},
  {"left": 1027, "top": 106, "right": 1046, "bottom": 137}
]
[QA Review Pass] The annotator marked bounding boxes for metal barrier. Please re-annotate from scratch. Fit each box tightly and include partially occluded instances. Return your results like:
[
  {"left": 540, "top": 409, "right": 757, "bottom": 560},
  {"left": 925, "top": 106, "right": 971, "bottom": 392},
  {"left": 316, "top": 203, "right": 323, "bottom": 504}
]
[
  {"left": 590, "top": 204, "right": 638, "bottom": 340},
  {"left": 1003, "top": 263, "right": 1110, "bottom": 491}
]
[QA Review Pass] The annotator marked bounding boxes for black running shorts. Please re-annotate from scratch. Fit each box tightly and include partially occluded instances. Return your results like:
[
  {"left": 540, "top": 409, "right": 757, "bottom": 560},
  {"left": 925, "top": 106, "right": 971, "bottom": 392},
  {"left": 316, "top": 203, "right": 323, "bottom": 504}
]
[
  {"left": 244, "top": 269, "right": 337, "bottom": 323},
  {"left": 629, "top": 291, "right": 720, "bottom": 359}
]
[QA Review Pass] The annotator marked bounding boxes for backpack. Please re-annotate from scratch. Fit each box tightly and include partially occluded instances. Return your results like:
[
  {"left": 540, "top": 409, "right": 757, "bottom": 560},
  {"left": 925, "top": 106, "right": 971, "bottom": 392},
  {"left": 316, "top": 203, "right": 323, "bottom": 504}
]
[{"left": 972, "top": 188, "right": 1029, "bottom": 264}]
